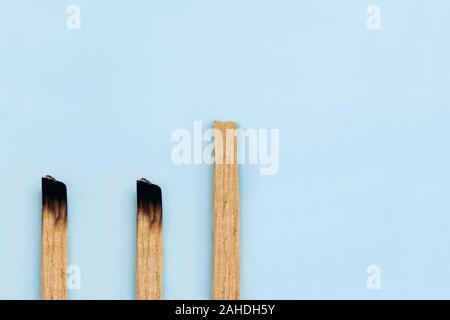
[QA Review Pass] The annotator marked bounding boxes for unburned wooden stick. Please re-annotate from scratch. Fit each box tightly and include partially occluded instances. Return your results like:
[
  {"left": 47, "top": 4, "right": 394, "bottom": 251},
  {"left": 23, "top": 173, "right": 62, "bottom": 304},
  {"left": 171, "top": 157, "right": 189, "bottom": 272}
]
[
  {"left": 212, "top": 121, "right": 240, "bottom": 300},
  {"left": 41, "top": 175, "right": 68, "bottom": 300},
  {"left": 136, "top": 178, "right": 163, "bottom": 300}
]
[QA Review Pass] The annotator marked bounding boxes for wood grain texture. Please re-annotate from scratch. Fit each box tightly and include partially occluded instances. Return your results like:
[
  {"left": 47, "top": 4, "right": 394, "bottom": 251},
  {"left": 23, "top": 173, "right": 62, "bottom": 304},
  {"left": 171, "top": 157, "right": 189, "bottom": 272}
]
[
  {"left": 41, "top": 176, "right": 68, "bottom": 300},
  {"left": 136, "top": 179, "right": 163, "bottom": 300},
  {"left": 212, "top": 121, "right": 240, "bottom": 300}
]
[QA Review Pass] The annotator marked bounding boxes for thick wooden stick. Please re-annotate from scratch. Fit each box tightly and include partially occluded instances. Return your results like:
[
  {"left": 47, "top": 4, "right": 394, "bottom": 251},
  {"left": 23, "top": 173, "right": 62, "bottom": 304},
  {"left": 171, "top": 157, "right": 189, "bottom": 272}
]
[
  {"left": 136, "top": 179, "right": 163, "bottom": 300},
  {"left": 212, "top": 121, "right": 240, "bottom": 300},
  {"left": 41, "top": 175, "right": 68, "bottom": 300}
]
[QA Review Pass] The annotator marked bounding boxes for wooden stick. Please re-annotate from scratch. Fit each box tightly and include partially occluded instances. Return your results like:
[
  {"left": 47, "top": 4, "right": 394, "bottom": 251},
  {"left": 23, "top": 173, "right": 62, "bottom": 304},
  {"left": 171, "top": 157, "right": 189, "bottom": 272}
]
[
  {"left": 41, "top": 175, "right": 68, "bottom": 300},
  {"left": 212, "top": 121, "right": 240, "bottom": 300},
  {"left": 136, "top": 178, "right": 163, "bottom": 300}
]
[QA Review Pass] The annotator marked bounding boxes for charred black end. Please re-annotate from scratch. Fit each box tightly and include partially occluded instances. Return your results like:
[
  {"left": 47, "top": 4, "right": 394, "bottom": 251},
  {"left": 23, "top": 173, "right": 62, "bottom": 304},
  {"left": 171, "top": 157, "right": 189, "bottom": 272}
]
[
  {"left": 42, "top": 176, "right": 67, "bottom": 220},
  {"left": 137, "top": 178, "right": 162, "bottom": 215}
]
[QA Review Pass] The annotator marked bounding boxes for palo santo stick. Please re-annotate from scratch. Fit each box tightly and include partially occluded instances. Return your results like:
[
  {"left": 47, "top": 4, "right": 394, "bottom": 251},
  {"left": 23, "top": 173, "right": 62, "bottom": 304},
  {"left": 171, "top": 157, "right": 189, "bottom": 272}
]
[
  {"left": 41, "top": 175, "right": 68, "bottom": 300},
  {"left": 212, "top": 121, "right": 240, "bottom": 300},
  {"left": 136, "top": 178, "right": 163, "bottom": 300}
]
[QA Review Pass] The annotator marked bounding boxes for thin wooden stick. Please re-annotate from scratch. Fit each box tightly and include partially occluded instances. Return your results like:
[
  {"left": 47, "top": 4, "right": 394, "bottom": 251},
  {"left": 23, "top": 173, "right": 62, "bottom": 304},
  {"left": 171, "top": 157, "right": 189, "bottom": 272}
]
[
  {"left": 136, "top": 178, "right": 163, "bottom": 300},
  {"left": 212, "top": 121, "right": 240, "bottom": 300},
  {"left": 41, "top": 175, "right": 68, "bottom": 300}
]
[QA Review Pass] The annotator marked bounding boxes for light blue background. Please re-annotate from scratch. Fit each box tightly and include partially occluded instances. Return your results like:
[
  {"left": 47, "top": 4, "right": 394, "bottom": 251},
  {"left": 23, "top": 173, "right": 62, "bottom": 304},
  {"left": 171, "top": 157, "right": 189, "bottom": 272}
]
[{"left": 0, "top": 0, "right": 449, "bottom": 299}]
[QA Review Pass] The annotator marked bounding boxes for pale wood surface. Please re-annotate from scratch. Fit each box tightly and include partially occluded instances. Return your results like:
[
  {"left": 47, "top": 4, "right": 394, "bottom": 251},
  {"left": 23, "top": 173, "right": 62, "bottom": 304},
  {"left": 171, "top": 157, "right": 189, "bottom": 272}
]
[
  {"left": 41, "top": 179, "right": 68, "bottom": 300},
  {"left": 136, "top": 187, "right": 163, "bottom": 300},
  {"left": 212, "top": 121, "right": 240, "bottom": 300}
]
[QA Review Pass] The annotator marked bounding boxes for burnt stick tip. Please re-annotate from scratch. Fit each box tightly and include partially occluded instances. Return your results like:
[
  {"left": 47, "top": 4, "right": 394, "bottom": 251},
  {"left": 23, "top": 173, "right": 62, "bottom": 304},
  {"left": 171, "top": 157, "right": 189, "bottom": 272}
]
[{"left": 137, "top": 178, "right": 162, "bottom": 211}]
